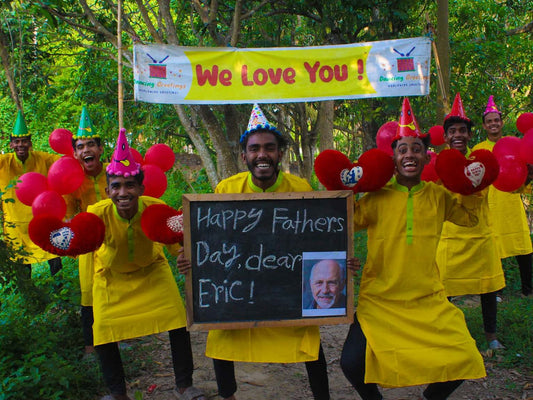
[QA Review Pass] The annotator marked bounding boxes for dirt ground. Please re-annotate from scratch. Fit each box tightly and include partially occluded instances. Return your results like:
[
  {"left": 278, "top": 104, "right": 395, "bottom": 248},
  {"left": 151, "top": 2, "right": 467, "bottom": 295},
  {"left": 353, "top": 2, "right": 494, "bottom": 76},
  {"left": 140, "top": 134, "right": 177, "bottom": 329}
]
[{"left": 118, "top": 324, "right": 533, "bottom": 400}]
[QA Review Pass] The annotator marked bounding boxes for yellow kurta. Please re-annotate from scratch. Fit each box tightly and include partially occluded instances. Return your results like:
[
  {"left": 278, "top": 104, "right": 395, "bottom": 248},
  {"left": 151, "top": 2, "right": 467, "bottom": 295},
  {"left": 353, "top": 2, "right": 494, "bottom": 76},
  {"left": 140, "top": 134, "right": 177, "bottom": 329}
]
[
  {"left": 436, "top": 148, "right": 505, "bottom": 295},
  {"left": 355, "top": 180, "right": 486, "bottom": 387},
  {"left": 87, "top": 196, "right": 186, "bottom": 346},
  {"left": 205, "top": 171, "right": 320, "bottom": 363},
  {"left": 0, "top": 151, "right": 60, "bottom": 263},
  {"left": 65, "top": 165, "right": 108, "bottom": 306},
  {"left": 473, "top": 139, "right": 533, "bottom": 258}
]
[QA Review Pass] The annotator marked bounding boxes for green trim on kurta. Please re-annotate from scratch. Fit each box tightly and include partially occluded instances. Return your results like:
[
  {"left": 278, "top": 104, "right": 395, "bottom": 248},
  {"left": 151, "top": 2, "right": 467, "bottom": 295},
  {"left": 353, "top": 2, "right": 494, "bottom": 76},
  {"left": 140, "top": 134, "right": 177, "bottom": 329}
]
[
  {"left": 113, "top": 199, "right": 144, "bottom": 261},
  {"left": 391, "top": 177, "right": 425, "bottom": 245},
  {"left": 247, "top": 170, "right": 284, "bottom": 192}
]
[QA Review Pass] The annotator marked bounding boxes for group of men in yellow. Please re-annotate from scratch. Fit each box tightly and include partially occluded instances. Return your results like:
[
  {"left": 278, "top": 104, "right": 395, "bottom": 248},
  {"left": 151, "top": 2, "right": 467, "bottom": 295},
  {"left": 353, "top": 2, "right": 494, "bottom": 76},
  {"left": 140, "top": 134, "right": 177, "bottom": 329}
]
[{"left": 0, "top": 96, "right": 531, "bottom": 400}]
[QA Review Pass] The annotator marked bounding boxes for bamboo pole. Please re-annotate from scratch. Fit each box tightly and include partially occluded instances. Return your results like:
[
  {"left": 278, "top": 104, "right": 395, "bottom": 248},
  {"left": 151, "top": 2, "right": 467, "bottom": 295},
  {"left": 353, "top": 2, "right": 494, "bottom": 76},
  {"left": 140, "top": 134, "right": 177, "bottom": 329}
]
[
  {"left": 425, "top": 12, "right": 450, "bottom": 116},
  {"left": 117, "top": 0, "right": 124, "bottom": 130}
]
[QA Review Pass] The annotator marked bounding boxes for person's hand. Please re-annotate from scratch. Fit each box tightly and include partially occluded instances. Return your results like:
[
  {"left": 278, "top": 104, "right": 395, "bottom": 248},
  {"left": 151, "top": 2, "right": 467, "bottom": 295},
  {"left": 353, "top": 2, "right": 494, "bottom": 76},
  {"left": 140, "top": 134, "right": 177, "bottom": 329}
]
[
  {"left": 176, "top": 248, "right": 192, "bottom": 274},
  {"left": 347, "top": 257, "right": 361, "bottom": 273}
]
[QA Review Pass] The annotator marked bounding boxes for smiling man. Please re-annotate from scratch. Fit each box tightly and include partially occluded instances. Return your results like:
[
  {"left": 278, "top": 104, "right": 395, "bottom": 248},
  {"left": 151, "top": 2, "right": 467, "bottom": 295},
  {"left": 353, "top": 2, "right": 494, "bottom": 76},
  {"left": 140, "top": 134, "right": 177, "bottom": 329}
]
[
  {"left": 436, "top": 93, "right": 505, "bottom": 350},
  {"left": 0, "top": 110, "right": 62, "bottom": 278},
  {"left": 196, "top": 104, "right": 330, "bottom": 400},
  {"left": 87, "top": 129, "right": 205, "bottom": 400},
  {"left": 473, "top": 96, "right": 533, "bottom": 299},
  {"left": 64, "top": 106, "right": 108, "bottom": 355},
  {"left": 308, "top": 259, "right": 346, "bottom": 309},
  {"left": 340, "top": 98, "right": 486, "bottom": 400}
]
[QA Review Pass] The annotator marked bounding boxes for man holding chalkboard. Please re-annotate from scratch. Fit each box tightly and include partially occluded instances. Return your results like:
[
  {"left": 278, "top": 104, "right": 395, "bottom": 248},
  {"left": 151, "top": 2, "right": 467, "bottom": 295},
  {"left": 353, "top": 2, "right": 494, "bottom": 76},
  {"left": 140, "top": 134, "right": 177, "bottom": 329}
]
[{"left": 178, "top": 104, "right": 330, "bottom": 400}]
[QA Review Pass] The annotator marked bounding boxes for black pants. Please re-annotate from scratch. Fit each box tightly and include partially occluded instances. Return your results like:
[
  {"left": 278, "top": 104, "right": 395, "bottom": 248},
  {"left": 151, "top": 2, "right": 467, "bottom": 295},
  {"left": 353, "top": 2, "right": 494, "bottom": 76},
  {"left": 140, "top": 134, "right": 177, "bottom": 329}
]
[
  {"left": 23, "top": 257, "right": 63, "bottom": 278},
  {"left": 212, "top": 343, "right": 330, "bottom": 399},
  {"left": 95, "top": 327, "right": 194, "bottom": 395},
  {"left": 340, "top": 314, "right": 463, "bottom": 400},
  {"left": 480, "top": 291, "right": 498, "bottom": 334},
  {"left": 81, "top": 305, "right": 94, "bottom": 347},
  {"left": 516, "top": 253, "right": 532, "bottom": 295}
]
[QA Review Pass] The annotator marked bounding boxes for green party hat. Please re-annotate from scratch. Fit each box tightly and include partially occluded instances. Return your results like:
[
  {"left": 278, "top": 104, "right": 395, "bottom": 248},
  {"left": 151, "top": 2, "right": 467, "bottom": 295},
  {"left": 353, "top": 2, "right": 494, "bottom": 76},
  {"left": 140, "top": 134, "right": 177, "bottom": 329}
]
[
  {"left": 77, "top": 106, "right": 99, "bottom": 139},
  {"left": 12, "top": 110, "right": 29, "bottom": 138}
]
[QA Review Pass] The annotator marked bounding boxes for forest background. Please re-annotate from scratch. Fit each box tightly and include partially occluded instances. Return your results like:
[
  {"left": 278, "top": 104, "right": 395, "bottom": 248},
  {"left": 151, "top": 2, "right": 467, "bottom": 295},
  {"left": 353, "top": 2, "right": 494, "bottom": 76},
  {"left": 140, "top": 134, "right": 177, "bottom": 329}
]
[{"left": 0, "top": 1, "right": 532, "bottom": 399}]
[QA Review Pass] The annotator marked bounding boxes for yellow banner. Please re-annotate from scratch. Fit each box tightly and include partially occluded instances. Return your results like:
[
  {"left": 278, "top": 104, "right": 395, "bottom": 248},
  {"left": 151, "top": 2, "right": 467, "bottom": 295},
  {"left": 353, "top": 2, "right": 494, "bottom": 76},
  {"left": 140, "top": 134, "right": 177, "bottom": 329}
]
[{"left": 133, "top": 37, "right": 431, "bottom": 104}]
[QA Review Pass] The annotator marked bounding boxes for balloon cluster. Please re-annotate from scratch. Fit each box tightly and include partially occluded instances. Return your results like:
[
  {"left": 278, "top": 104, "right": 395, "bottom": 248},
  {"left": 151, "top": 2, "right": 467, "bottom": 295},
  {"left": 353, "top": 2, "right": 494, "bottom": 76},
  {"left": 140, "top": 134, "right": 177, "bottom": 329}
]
[
  {"left": 20, "top": 128, "right": 104, "bottom": 256},
  {"left": 17, "top": 129, "right": 84, "bottom": 219},
  {"left": 490, "top": 112, "right": 533, "bottom": 192},
  {"left": 132, "top": 143, "right": 176, "bottom": 198}
]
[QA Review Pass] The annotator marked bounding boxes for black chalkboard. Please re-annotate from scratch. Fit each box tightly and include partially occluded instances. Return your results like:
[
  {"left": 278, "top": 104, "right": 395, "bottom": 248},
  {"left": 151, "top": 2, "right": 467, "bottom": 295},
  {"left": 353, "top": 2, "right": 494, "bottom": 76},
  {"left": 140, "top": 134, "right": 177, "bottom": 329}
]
[{"left": 182, "top": 191, "right": 354, "bottom": 331}]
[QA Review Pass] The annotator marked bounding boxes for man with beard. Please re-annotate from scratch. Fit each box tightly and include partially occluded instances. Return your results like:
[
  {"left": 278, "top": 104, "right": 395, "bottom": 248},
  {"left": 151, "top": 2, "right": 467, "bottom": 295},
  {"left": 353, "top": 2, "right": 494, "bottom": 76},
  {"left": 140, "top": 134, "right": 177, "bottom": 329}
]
[
  {"left": 0, "top": 110, "right": 62, "bottom": 278},
  {"left": 177, "top": 104, "right": 330, "bottom": 400},
  {"left": 65, "top": 106, "right": 108, "bottom": 355},
  {"left": 307, "top": 259, "right": 346, "bottom": 309},
  {"left": 473, "top": 96, "right": 532, "bottom": 298},
  {"left": 436, "top": 93, "right": 505, "bottom": 350}
]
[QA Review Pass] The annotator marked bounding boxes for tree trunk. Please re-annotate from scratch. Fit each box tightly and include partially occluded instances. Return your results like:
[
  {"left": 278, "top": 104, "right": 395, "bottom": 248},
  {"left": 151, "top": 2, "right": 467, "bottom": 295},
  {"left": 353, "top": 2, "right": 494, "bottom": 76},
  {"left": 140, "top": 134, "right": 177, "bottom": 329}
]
[
  {"left": 0, "top": 30, "right": 22, "bottom": 111},
  {"left": 317, "top": 100, "right": 334, "bottom": 152},
  {"left": 197, "top": 105, "right": 240, "bottom": 180},
  {"left": 172, "top": 104, "right": 220, "bottom": 189}
]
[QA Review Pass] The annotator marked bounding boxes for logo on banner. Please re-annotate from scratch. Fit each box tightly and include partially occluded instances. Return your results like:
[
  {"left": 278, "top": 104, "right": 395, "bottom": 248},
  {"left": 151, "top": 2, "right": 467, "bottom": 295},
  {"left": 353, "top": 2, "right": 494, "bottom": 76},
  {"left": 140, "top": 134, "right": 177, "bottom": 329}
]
[
  {"left": 393, "top": 47, "right": 415, "bottom": 72},
  {"left": 147, "top": 53, "right": 169, "bottom": 79}
]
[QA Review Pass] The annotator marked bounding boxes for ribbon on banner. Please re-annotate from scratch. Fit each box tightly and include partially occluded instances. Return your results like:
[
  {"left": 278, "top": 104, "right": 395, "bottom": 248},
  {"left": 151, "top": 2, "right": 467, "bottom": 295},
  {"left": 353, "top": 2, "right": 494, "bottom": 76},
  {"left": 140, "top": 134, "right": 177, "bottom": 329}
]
[{"left": 133, "top": 37, "right": 431, "bottom": 104}]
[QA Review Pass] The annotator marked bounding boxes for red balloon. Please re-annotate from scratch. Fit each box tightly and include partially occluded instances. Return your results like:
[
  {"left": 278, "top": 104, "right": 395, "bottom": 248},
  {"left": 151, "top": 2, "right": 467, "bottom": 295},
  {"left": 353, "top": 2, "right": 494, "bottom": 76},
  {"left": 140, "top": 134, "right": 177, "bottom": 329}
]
[
  {"left": 32, "top": 190, "right": 67, "bottom": 219},
  {"left": 519, "top": 130, "right": 533, "bottom": 164},
  {"left": 493, "top": 136, "right": 521, "bottom": 158},
  {"left": 516, "top": 112, "right": 533, "bottom": 134},
  {"left": 15, "top": 172, "right": 48, "bottom": 206},
  {"left": 145, "top": 144, "right": 175, "bottom": 172},
  {"left": 428, "top": 125, "right": 445, "bottom": 146},
  {"left": 493, "top": 154, "right": 528, "bottom": 192},
  {"left": 376, "top": 121, "right": 398, "bottom": 156},
  {"left": 421, "top": 151, "right": 439, "bottom": 182},
  {"left": 49, "top": 128, "right": 74, "bottom": 156},
  {"left": 131, "top": 148, "right": 145, "bottom": 165},
  {"left": 47, "top": 156, "right": 85, "bottom": 194},
  {"left": 142, "top": 164, "right": 167, "bottom": 198}
]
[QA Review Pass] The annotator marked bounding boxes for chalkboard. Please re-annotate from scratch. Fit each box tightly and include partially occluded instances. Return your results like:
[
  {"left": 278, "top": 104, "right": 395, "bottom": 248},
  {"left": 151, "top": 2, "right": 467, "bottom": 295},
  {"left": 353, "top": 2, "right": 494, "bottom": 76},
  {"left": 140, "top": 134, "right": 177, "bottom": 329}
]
[{"left": 182, "top": 190, "right": 354, "bottom": 331}]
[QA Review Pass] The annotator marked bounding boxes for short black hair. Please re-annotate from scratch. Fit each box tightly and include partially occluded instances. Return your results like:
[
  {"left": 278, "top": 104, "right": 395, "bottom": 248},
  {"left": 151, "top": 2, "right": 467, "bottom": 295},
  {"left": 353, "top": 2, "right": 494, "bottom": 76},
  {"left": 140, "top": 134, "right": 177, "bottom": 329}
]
[
  {"left": 106, "top": 169, "right": 145, "bottom": 186},
  {"left": 72, "top": 137, "right": 102, "bottom": 149},
  {"left": 391, "top": 135, "right": 431, "bottom": 151},
  {"left": 10, "top": 135, "right": 31, "bottom": 142},
  {"left": 240, "top": 129, "right": 288, "bottom": 152},
  {"left": 443, "top": 116, "right": 473, "bottom": 134}
]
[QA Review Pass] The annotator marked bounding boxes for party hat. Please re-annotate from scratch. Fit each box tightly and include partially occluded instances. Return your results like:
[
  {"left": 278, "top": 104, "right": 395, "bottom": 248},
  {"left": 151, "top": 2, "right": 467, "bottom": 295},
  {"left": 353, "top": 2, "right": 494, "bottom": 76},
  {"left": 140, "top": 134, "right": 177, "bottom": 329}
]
[
  {"left": 240, "top": 103, "right": 282, "bottom": 143},
  {"left": 444, "top": 93, "right": 470, "bottom": 122},
  {"left": 483, "top": 95, "right": 501, "bottom": 116},
  {"left": 393, "top": 98, "right": 425, "bottom": 140},
  {"left": 106, "top": 128, "right": 140, "bottom": 177},
  {"left": 76, "top": 106, "right": 99, "bottom": 139},
  {"left": 12, "top": 110, "right": 29, "bottom": 138}
]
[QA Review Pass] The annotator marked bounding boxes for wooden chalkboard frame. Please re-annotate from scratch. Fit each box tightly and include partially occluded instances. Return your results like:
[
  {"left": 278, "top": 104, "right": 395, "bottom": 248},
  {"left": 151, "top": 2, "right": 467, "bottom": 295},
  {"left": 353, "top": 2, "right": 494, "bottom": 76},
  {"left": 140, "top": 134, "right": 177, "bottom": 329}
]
[{"left": 183, "top": 190, "right": 354, "bottom": 331}]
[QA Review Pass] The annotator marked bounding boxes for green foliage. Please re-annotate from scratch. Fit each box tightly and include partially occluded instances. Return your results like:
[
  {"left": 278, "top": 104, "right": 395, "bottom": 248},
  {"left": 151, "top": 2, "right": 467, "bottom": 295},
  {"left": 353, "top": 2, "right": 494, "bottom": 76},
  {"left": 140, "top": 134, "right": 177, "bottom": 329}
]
[
  {"left": 443, "top": 255, "right": 533, "bottom": 370},
  {"left": 0, "top": 258, "right": 102, "bottom": 400}
]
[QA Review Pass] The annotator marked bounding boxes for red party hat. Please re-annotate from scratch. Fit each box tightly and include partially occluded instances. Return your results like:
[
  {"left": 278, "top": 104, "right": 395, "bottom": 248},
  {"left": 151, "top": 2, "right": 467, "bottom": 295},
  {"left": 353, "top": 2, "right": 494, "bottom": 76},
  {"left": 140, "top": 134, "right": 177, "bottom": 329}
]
[
  {"left": 393, "top": 98, "right": 425, "bottom": 140},
  {"left": 445, "top": 93, "right": 471, "bottom": 122}
]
